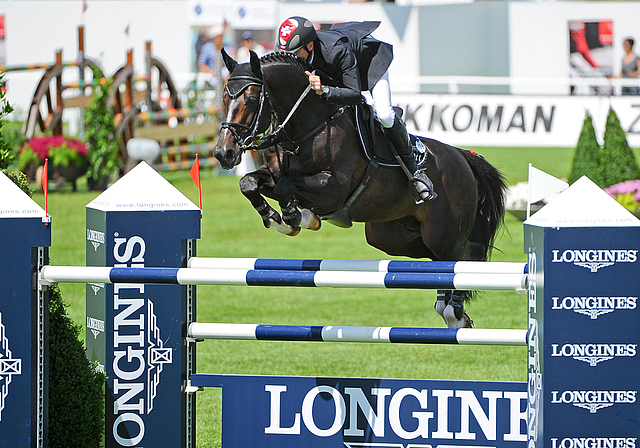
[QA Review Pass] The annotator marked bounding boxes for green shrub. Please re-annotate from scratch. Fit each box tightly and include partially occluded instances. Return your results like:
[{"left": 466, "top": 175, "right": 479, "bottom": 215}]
[
  {"left": 568, "top": 113, "right": 605, "bottom": 186},
  {"left": 0, "top": 73, "right": 15, "bottom": 171},
  {"left": 601, "top": 107, "right": 640, "bottom": 188},
  {"left": 48, "top": 284, "right": 106, "bottom": 448},
  {"left": 2, "top": 120, "right": 26, "bottom": 154},
  {"left": 6, "top": 170, "right": 32, "bottom": 195},
  {"left": 84, "top": 69, "right": 122, "bottom": 188}
]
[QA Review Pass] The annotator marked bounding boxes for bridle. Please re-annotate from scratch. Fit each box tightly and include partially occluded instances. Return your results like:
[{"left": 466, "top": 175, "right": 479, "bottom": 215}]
[
  {"left": 219, "top": 75, "right": 271, "bottom": 151},
  {"left": 220, "top": 69, "right": 346, "bottom": 155}
]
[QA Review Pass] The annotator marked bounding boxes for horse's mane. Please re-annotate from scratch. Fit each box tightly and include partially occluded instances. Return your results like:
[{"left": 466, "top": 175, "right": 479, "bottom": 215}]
[{"left": 259, "top": 52, "right": 313, "bottom": 74}]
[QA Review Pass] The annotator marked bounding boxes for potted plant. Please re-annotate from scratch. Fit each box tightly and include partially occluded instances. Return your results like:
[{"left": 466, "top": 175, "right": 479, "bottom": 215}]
[{"left": 18, "top": 135, "right": 89, "bottom": 191}]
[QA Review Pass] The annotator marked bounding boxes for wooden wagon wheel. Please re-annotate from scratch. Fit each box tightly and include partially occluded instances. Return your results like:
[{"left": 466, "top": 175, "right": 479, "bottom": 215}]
[
  {"left": 24, "top": 57, "right": 65, "bottom": 140},
  {"left": 112, "top": 52, "right": 185, "bottom": 171},
  {"left": 147, "top": 56, "right": 183, "bottom": 112},
  {"left": 109, "top": 60, "right": 136, "bottom": 167},
  {"left": 24, "top": 54, "right": 99, "bottom": 140}
]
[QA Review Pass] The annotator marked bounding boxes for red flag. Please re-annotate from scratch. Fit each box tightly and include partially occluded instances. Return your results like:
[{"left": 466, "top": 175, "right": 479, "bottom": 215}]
[
  {"left": 42, "top": 158, "right": 49, "bottom": 217},
  {"left": 190, "top": 154, "right": 202, "bottom": 212},
  {"left": 82, "top": 0, "right": 87, "bottom": 13}
]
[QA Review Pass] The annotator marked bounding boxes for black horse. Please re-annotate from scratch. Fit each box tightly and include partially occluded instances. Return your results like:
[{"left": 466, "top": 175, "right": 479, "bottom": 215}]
[{"left": 214, "top": 50, "right": 507, "bottom": 328}]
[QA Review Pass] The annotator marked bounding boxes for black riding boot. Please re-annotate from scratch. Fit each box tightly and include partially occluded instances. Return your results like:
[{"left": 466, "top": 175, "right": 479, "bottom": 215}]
[{"left": 386, "top": 118, "right": 437, "bottom": 203}]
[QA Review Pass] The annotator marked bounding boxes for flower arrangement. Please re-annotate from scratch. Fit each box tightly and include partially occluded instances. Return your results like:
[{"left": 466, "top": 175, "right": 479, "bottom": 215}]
[
  {"left": 604, "top": 180, "right": 640, "bottom": 216},
  {"left": 18, "top": 135, "right": 88, "bottom": 172}
]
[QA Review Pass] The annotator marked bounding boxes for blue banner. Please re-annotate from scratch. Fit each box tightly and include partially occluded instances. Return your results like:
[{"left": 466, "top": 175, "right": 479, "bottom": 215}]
[{"left": 192, "top": 374, "right": 527, "bottom": 448}]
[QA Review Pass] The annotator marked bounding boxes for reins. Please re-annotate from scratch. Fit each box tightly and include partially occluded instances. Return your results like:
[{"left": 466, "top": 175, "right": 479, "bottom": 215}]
[{"left": 222, "top": 66, "right": 346, "bottom": 155}]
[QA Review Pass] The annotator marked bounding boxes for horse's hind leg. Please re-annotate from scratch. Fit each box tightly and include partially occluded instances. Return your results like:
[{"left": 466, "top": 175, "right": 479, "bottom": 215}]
[
  {"left": 420, "top": 226, "right": 480, "bottom": 328},
  {"left": 434, "top": 290, "right": 474, "bottom": 328}
]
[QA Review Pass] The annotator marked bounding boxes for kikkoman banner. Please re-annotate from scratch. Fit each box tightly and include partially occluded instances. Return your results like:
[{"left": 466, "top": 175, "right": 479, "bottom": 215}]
[{"left": 394, "top": 94, "right": 640, "bottom": 148}]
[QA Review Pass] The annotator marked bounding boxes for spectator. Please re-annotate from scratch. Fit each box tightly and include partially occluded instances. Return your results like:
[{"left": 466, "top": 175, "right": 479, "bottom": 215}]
[
  {"left": 616, "top": 37, "right": 640, "bottom": 95},
  {"left": 198, "top": 24, "right": 225, "bottom": 88},
  {"left": 236, "top": 31, "right": 267, "bottom": 63}
]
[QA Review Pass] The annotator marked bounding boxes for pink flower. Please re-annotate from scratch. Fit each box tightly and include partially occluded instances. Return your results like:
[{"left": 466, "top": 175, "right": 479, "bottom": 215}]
[
  {"left": 21, "top": 136, "right": 88, "bottom": 161},
  {"left": 604, "top": 180, "right": 640, "bottom": 203}
]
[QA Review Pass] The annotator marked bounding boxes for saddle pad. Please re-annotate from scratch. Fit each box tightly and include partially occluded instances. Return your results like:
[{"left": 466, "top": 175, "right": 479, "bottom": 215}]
[{"left": 354, "top": 104, "right": 427, "bottom": 168}]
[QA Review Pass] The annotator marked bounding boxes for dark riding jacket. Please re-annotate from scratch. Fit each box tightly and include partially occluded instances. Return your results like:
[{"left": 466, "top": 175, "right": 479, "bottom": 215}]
[{"left": 311, "top": 21, "right": 393, "bottom": 105}]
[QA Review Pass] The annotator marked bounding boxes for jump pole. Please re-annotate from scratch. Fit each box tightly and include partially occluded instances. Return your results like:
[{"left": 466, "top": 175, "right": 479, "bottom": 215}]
[
  {"left": 188, "top": 256, "right": 528, "bottom": 274},
  {"left": 187, "top": 323, "right": 528, "bottom": 346},
  {"left": 40, "top": 266, "right": 527, "bottom": 291}
]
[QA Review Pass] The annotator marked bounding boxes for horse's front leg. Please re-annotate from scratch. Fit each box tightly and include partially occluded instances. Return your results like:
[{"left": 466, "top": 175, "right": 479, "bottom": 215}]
[
  {"left": 239, "top": 167, "right": 320, "bottom": 236},
  {"left": 238, "top": 167, "right": 286, "bottom": 229},
  {"left": 279, "top": 198, "right": 321, "bottom": 232}
]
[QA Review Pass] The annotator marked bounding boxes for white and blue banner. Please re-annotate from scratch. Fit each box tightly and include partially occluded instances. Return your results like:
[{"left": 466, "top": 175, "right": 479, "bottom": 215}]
[
  {"left": 525, "top": 178, "right": 640, "bottom": 448},
  {"left": 85, "top": 163, "right": 201, "bottom": 448},
  {"left": 191, "top": 374, "right": 528, "bottom": 448}
]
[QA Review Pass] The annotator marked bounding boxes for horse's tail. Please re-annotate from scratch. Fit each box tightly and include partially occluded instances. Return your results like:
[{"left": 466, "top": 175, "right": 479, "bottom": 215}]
[{"left": 461, "top": 150, "right": 507, "bottom": 261}]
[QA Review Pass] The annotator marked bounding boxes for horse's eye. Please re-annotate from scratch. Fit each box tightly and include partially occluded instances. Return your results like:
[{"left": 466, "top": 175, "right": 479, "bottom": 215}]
[{"left": 246, "top": 96, "right": 258, "bottom": 106}]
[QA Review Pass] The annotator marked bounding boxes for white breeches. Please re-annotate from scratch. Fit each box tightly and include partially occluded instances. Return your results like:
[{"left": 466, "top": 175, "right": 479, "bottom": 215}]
[{"left": 370, "top": 71, "right": 396, "bottom": 128}]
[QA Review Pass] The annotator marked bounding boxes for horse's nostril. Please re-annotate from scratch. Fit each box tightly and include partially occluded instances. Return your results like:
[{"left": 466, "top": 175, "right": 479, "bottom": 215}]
[{"left": 225, "top": 149, "right": 235, "bottom": 161}]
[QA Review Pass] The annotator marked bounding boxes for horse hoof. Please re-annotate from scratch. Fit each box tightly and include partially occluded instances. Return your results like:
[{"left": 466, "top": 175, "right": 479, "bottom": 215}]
[
  {"left": 442, "top": 305, "right": 473, "bottom": 329},
  {"left": 271, "top": 219, "right": 300, "bottom": 236},
  {"left": 461, "top": 312, "right": 474, "bottom": 328},
  {"left": 300, "top": 209, "right": 321, "bottom": 231}
]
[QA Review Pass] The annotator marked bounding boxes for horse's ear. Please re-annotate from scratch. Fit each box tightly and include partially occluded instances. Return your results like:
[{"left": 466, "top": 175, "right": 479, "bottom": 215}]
[
  {"left": 249, "top": 50, "right": 263, "bottom": 80},
  {"left": 221, "top": 47, "right": 238, "bottom": 73}
]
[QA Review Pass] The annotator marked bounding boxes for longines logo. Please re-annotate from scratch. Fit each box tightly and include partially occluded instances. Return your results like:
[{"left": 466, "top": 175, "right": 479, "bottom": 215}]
[
  {"left": 111, "top": 235, "right": 173, "bottom": 446},
  {"left": 552, "top": 296, "right": 637, "bottom": 319},
  {"left": 87, "top": 317, "right": 104, "bottom": 340},
  {"left": 551, "top": 390, "right": 636, "bottom": 413},
  {"left": 551, "top": 438, "right": 637, "bottom": 448},
  {"left": 551, "top": 249, "right": 638, "bottom": 272},
  {"left": 87, "top": 229, "right": 105, "bottom": 251},
  {"left": 0, "top": 312, "right": 22, "bottom": 422},
  {"left": 88, "top": 282, "right": 105, "bottom": 296},
  {"left": 551, "top": 343, "right": 637, "bottom": 366}
]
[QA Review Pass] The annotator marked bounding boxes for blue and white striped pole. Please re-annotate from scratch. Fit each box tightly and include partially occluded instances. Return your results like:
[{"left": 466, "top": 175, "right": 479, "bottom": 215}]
[
  {"left": 187, "top": 323, "right": 528, "bottom": 346},
  {"left": 40, "top": 266, "right": 527, "bottom": 290},
  {"left": 188, "top": 257, "right": 528, "bottom": 274}
]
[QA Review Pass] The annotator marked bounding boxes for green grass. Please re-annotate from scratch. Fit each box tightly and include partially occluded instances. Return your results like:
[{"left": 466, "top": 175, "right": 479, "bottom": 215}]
[{"left": 28, "top": 146, "right": 600, "bottom": 447}]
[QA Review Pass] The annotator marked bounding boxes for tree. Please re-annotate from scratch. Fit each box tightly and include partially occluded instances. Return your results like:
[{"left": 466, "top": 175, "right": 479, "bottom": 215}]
[
  {"left": 568, "top": 112, "right": 605, "bottom": 186},
  {"left": 601, "top": 106, "right": 640, "bottom": 188}
]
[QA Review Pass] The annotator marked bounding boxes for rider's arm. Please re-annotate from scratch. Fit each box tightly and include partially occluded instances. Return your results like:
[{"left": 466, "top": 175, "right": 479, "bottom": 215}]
[{"left": 322, "top": 45, "right": 363, "bottom": 105}]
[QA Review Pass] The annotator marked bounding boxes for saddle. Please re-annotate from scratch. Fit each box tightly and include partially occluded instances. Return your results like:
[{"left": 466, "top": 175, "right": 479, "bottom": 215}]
[
  {"left": 352, "top": 103, "right": 428, "bottom": 169},
  {"left": 323, "top": 104, "right": 429, "bottom": 229}
]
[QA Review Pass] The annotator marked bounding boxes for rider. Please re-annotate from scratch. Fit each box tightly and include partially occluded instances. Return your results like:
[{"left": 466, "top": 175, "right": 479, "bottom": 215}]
[{"left": 276, "top": 17, "right": 437, "bottom": 203}]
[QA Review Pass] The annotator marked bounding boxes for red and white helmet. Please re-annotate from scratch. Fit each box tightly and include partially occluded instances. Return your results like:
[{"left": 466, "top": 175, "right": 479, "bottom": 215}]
[{"left": 277, "top": 16, "right": 317, "bottom": 53}]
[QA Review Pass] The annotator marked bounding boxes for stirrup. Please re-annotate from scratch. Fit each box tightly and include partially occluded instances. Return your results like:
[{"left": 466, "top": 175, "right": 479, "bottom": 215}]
[{"left": 410, "top": 172, "right": 437, "bottom": 204}]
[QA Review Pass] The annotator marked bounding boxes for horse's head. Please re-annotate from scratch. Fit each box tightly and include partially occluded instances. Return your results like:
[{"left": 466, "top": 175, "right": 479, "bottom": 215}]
[
  {"left": 214, "top": 50, "right": 332, "bottom": 169},
  {"left": 214, "top": 49, "right": 271, "bottom": 169}
]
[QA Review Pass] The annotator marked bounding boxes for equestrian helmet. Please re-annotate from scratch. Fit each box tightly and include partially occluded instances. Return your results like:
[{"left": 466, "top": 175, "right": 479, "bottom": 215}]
[{"left": 277, "top": 17, "right": 317, "bottom": 53}]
